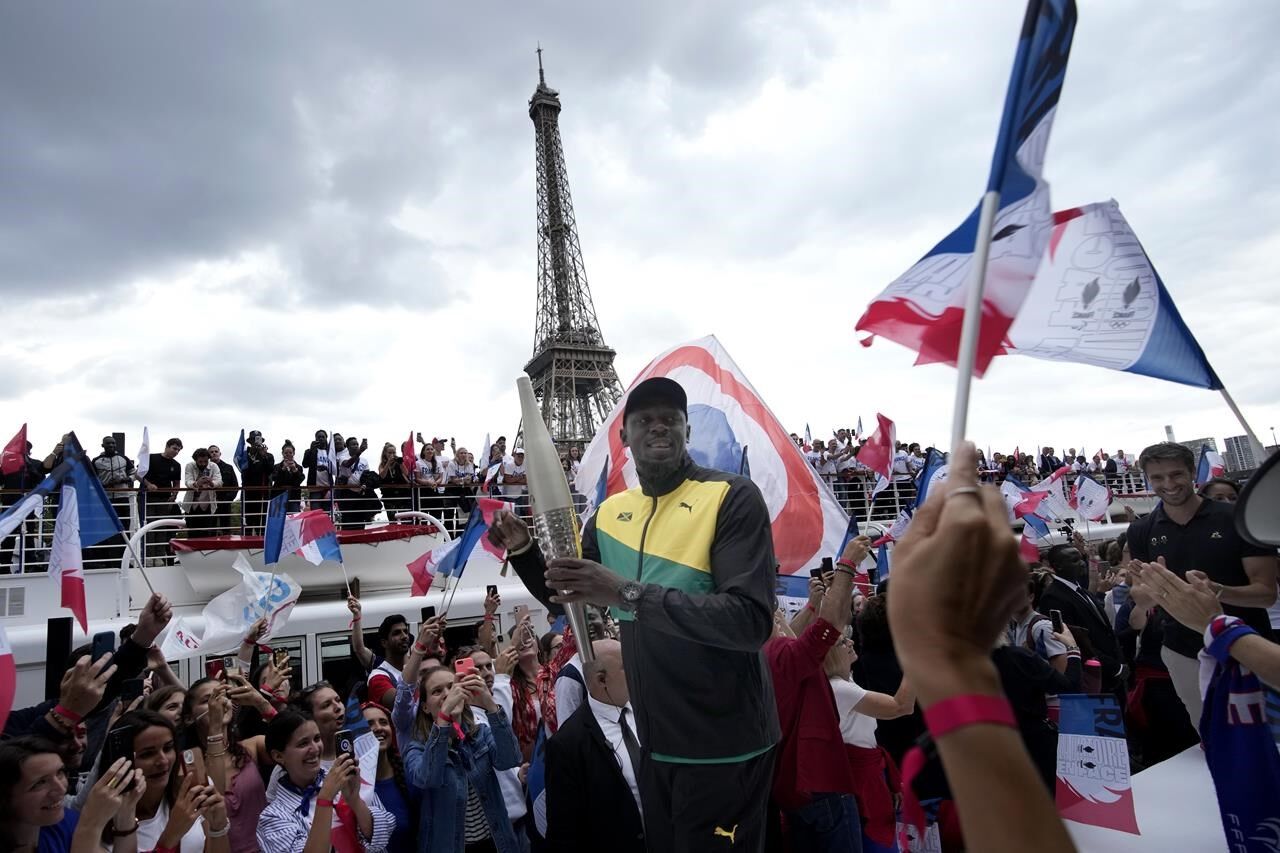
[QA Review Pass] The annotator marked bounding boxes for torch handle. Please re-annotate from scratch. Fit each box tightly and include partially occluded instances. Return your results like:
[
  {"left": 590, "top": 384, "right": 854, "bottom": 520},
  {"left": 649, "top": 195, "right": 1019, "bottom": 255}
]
[{"left": 534, "top": 506, "right": 597, "bottom": 664}]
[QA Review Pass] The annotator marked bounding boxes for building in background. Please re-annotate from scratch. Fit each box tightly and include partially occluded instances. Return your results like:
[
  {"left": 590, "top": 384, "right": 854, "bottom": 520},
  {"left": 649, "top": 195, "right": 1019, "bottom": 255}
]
[
  {"left": 1223, "top": 435, "right": 1266, "bottom": 472},
  {"left": 1179, "top": 437, "right": 1217, "bottom": 461}
]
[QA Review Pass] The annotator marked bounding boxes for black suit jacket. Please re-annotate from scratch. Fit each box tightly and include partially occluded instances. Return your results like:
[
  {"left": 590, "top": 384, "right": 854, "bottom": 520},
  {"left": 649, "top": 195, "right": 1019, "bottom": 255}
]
[
  {"left": 545, "top": 701, "right": 646, "bottom": 853},
  {"left": 1038, "top": 578, "right": 1123, "bottom": 683}
]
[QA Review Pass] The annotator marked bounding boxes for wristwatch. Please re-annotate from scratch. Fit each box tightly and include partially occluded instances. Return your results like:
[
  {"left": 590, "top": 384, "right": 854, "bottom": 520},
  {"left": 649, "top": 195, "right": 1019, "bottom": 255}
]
[{"left": 618, "top": 581, "right": 644, "bottom": 613}]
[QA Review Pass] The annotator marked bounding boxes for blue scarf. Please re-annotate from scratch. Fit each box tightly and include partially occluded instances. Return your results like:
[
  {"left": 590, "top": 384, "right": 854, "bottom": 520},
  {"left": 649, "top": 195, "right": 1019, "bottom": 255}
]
[
  {"left": 1201, "top": 615, "right": 1280, "bottom": 852},
  {"left": 280, "top": 770, "right": 325, "bottom": 817}
]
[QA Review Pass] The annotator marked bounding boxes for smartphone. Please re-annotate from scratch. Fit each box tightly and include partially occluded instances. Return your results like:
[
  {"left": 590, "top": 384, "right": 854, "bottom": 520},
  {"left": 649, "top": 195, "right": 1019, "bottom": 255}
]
[
  {"left": 454, "top": 657, "right": 476, "bottom": 678},
  {"left": 121, "top": 678, "right": 146, "bottom": 702},
  {"left": 1097, "top": 560, "right": 1112, "bottom": 576},
  {"left": 1050, "top": 609, "right": 1064, "bottom": 633},
  {"left": 222, "top": 655, "right": 241, "bottom": 676},
  {"left": 809, "top": 567, "right": 825, "bottom": 580},
  {"left": 181, "top": 747, "right": 206, "bottom": 783},
  {"left": 820, "top": 557, "right": 834, "bottom": 573},
  {"left": 867, "top": 567, "right": 879, "bottom": 586},
  {"left": 486, "top": 584, "right": 498, "bottom": 599},
  {"left": 91, "top": 631, "right": 116, "bottom": 665},
  {"left": 272, "top": 648, "right": 290, "bottom": 670},
  {"left": 107, "top": 725, "right": 134, "bottom": 764},
  {"left": 335, "top": 728, "right": 356, "bottom": 762},
  {"left": 205, "top": 659, "right": 226, "bottom": 680},
  {"left": 421, "top": 605, "right": 436, "bottom": 622},
  {"left": 514, "top": 604, "right": 530, "bottom": 626}
]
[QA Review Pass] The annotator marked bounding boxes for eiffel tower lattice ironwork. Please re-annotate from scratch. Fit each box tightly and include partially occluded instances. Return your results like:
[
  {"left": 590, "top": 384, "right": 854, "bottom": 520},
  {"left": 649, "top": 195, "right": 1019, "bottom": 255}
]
[{"left": 523, "top": 49, "right": 623, "bottom": 448}]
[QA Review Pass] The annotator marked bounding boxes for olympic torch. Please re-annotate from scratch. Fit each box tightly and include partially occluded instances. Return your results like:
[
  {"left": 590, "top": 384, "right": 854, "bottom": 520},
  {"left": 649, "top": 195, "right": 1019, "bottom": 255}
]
[{"left": 516, "top": 376, "right": 596, "bottom": 665}]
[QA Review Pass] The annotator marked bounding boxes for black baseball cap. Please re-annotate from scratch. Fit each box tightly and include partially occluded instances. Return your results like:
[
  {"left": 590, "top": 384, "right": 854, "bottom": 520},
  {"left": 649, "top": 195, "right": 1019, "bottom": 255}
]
[{"left": 624, "top": 377, "right": 687, "bottom": 421}]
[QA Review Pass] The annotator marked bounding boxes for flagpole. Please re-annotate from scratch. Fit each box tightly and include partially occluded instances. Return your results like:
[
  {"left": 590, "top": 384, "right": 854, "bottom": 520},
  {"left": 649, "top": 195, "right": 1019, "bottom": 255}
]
[
  {"left": 950, "top": 190, "right": 1001, "bottom": 449},
  {"left": 337, "top": 561, "right": 352, "bottom": 600},
  {"left": 1219, "top": 388, "right": 1264, "bottom": 455}
]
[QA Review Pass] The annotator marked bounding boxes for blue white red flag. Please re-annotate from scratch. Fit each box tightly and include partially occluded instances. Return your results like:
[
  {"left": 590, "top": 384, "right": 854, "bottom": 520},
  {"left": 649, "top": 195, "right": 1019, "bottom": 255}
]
[
  {"left": 1001, "top": 476, "right": 1051, "bottom": 538},
  {"left": 1056, "top": 693, "right": 1139, "bottom": 834},
  {"left": 1071, "top": 473, "right": 1112, "bottom": 522},
  {"left": 1200, "top": 615, "right": 1280, "bottom": 850},
  {"left": 854, "top": 417, "right": 863, "bottom": 441},
  {"left": 1006, "top": 200, "right": 1223, "bottom": 389},
  {"left": 574, "top": 335, "right": 849, "bottom": 579},
  {"left": 837, "top": 511, "right": 860, "bottom": 559},
  {"left": 0, "top": 434, "right": 125, "bottom": 630},
  {"left": 803, "top": 424, "right": 812, "bottom": 452},
  {"left": 326, "top": 432, "right": 338, "bottom": 481},
  {"left": 872, "top": 509, "right": 913, "bottom": 547},
  {"left": 436, "top": 498, "right": 512, "bottom": 578},
  {"left": 280, "top": 510, "right": 343, "bottom": 565},
  {"left": 406, "top": 541, "right": 451, "bottom": 596},
  {"left": 263, "top": 493, "right": 289, "bottom": 565},
  {"left": 1031, "top": 465, "right": 1075, "bottom": 521},
  {"left": 913, "top": 449, "right": 949, "bottom": 508},
  {"left": 1196, "top": 444, "right": 1226, "bottom": 487},
  {"left": 583, "top": 458, "right": 610, "bottom": 521},
  {"left": 857, "top": 0, "right": 1078, "bottom": 376},
  {"left": 875, "top": 542, "right": 889, "bottom": 578}
]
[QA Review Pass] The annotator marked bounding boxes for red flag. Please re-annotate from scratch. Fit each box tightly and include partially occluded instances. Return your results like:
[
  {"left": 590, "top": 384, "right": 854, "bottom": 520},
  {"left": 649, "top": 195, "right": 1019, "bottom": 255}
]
[
  {"left": 1012, "top": 490, "right": 1048, "bottom": 519},
  {"left": 330, "top": 797, "right": 364, "bottom": 853},
  {"left": 1019, "top": 532, "right": 1041, "bottom": 563},
  {"left": 1, "top": 424, "right": 27, "bottom": 476},
  {"left": 0, "top": 626, "right": 14, "bottom": 735},
  {"left": 401, "top": 431, "right": 415, "bottom": 481},
  {"left": 857, "top": 414, "right": 896, "bottom": 481},
  {"left": 406, "top": 551, "right": 435, "bottom": 596}
]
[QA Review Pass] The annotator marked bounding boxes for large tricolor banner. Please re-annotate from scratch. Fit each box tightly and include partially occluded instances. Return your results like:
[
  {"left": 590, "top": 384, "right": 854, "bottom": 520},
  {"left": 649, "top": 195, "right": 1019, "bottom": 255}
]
[
  {"left": 1005, "top": 200, "right": 1222, "bottom": 389},
  {"left": 856, "top": 0, "right": 1078, "bottom": 375},
  {"left": 1056, "top": 693, "right": 1139, "bottom": 835},
  {"left": 574, "top": 335, "right": 850, "bottom": 578}
]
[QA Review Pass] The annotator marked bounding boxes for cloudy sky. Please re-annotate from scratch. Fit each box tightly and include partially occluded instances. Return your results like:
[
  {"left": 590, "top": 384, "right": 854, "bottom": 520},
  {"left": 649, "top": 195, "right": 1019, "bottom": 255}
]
[{"left": 2, "top": 1, "right": 1277, "bottom": 465}]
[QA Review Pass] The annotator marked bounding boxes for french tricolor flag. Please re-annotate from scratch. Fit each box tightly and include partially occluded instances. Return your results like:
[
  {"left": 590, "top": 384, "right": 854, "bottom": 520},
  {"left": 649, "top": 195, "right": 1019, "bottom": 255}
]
[
  {"left": 280, "top": 510, "right": 344, "bottom": 566},
  {"left": 857, "top": 0, "right": 1078, "bottom": 376},
  {"left": 1196, "top": 444, "right": 1226, "bottom": 487}
]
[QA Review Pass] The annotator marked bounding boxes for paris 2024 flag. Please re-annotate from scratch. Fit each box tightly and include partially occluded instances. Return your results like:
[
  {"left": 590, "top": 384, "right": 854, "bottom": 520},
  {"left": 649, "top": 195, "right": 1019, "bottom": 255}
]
[
  {"left": 574, "top": 335, "right": 850, "bottom": 580},
  {"left": 1004, "top": 199, "right": 1223, "bottom": 389},
  {"left": 856, "top": 0, "right": 1078, "bottom": 376}
]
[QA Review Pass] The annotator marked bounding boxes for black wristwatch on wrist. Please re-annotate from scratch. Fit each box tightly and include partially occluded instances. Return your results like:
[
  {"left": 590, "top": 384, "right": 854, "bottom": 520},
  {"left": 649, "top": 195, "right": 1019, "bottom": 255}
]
[{"left": 618, "top": 581, "right": 644, "bottom": 613}]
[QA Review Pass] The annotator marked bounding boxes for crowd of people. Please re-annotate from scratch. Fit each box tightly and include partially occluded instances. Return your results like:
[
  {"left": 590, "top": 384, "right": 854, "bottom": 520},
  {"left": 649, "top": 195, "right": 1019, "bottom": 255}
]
[{"left": 1, "top": 379, "right": 1276, "bottom": 852}]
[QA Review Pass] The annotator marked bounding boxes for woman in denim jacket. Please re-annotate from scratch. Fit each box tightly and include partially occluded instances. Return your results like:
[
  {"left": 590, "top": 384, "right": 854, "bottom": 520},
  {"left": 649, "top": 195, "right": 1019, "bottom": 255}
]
[{"left": 393, "top": 636, "right": 522, "bottom": 853}]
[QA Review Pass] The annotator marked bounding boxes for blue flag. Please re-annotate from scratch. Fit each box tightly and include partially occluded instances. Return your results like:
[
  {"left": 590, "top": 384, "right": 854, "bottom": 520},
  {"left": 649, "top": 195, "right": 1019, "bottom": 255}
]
[
  {"left": 837, "top": 511, "right": 859, "bottom": 559},
  {"left": 234, "top": 428, "right": 248, "bottom": 472},
  {"left": 435, "top": 504, "right": 490, "bottom": 579},
  {"left": 876, "top": 542, "right": 890, "bottom": 579},
  {"left": 0, "top": 432, "right": 122, "bottom": 545},
  {"left": 263, "top": 492, "right": 289, "bottom": 565}
]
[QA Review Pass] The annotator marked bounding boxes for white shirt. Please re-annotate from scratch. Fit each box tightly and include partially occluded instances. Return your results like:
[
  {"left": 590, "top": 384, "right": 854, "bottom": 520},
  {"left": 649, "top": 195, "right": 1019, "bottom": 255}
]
[
  {"left": 415, "top": 458, "right": 445, "bottom": 491},
  {"left": 125, "top": 799, "right": 205, "bottom": 853},
  {"left": 487, "top": 673, "right": 540, "bottom": 822},
  {"left": 339, "top": 456, "right": 368, "bottom": 490},
  {"left": 891, "top": 450, "right": 912, "bottom": 480},
  {"left": 501, "top": 459, "right": 527, "bottom": 497},
  {"left": 1007, "top": 612, "right": 1068, "bottom": 659},
  {"left": 829, "top": 677, "right": 878, "bottom": 748},
  {"left": 444, "top": 460, "right": 475, "bottom": 484},
  {"left": 553, "top": 654, "right": 586, "bottom": 730},
  {"left": 314, "top": 448, "right": 332, "bottom": 487},
  {"left": 587, "top": 695, "right": 644, "bottom": 818},
  {"left": 368, "top": 660, "right": 404, "bottom": 693}
]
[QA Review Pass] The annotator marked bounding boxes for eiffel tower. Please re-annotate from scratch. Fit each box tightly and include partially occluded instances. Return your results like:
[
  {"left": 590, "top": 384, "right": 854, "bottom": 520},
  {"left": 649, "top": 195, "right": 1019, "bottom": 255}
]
[{"left": 523, "top": 49, "right": 623, "bottom": 447}]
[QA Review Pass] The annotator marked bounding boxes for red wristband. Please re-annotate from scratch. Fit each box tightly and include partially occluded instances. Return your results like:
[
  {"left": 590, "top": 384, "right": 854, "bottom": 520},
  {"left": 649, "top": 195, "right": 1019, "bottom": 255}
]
[
  {"left": 437, "top": 712, "right": 465, "bottom": 740},
  {"left": 261, "top": 704, "right": 278, "bottom": 720},
  {"left": 803, "top": 603, "right": 816, "bottom": 613},
  {"left": 52, "top": 704, "right": 83, "bottom": 724},
  {"left": 315, "top": 798, "right": 335, "bottom": 809},
  {"left": 900, "top": 694, "right": 1014, "bottom": 849},
  {"left": 835, "top": 558, "right": 858, "bottom": 571},
  {"left": 483, "top": 614, "right": 495, "bottom": 623},
  {"left": 922, "top": 694, "right": 1015, "bottom": 739}
]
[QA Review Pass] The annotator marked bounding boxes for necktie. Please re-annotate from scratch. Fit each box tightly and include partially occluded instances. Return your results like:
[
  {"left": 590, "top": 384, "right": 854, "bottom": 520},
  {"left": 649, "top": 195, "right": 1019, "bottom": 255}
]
[{"left": 618, "top": 707, "right": 643, "bottom": 772}]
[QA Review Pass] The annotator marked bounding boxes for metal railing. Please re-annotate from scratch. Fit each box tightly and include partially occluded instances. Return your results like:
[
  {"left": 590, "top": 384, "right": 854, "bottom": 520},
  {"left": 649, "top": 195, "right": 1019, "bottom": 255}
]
[{"left": 0, "top": 467, "right": 1153, "bottom": 576}]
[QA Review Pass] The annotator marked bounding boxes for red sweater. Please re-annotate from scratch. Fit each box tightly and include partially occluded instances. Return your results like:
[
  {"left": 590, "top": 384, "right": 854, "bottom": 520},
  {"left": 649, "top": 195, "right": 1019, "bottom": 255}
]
[{"left": 764, "top": 618, "right": 858, "bottom": 811}]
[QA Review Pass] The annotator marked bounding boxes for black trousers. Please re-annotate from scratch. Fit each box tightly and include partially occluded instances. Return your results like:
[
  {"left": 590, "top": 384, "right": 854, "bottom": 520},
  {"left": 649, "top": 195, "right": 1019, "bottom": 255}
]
[{"left": 639, "top": 747, "right": 775, "bottom": 853}]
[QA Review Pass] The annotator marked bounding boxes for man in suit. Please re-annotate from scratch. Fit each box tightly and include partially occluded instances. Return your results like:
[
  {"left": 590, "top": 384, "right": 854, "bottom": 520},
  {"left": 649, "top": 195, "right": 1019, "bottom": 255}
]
[
  {"left": 1038, "top": 446, "right": 1062, "bottom": 478},
  {"left": 545, "top": 638, "right": 646, "bottom": 853},
  {"left": 1038, "top": 544, "right": 1124, "bottom": 689}
]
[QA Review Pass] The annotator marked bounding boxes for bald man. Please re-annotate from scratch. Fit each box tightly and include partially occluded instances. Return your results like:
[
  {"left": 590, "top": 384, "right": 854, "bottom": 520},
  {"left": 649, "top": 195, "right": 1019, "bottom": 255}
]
[{"left": 545, "top": 639, "right": 646, "bottom": 853}]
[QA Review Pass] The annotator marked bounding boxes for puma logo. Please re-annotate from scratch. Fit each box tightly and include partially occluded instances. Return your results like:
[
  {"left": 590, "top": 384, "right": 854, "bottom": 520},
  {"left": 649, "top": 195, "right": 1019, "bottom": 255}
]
[
  {"left": 617, "top": 512, "right": 633, "bottom": 522},
  {"left": 713, "top": 825, "right": 738, "bottom": 845},
  {"left": 678, "top": 501, "right": 694, "bottom": 513}
]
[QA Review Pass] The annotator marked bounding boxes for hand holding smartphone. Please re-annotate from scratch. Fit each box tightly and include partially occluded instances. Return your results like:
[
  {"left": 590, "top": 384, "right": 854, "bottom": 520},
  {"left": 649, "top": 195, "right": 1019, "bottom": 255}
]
[{"left": 1050, "top": 609, "right": 1064, "bottom": 633}]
